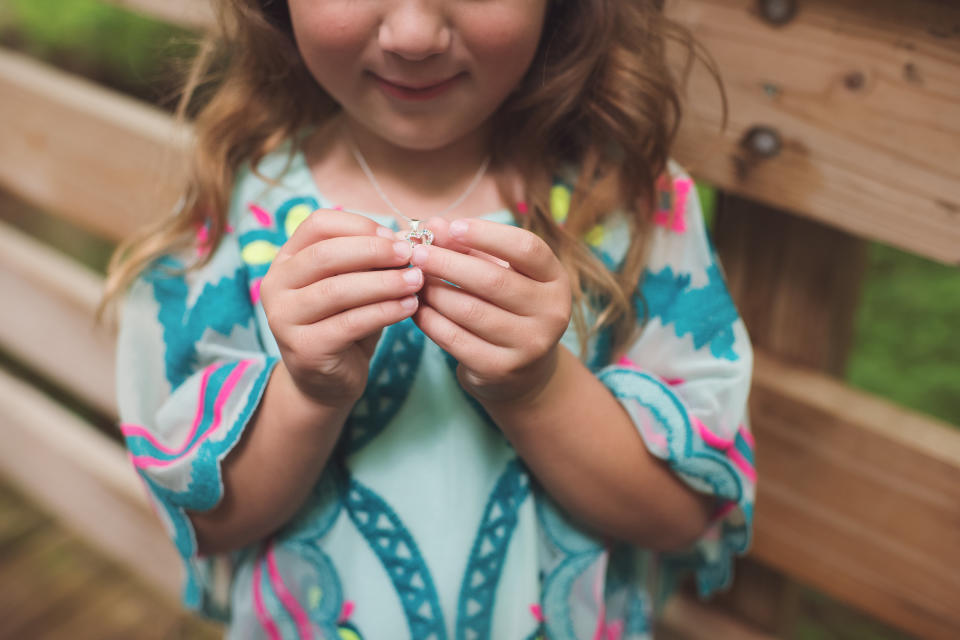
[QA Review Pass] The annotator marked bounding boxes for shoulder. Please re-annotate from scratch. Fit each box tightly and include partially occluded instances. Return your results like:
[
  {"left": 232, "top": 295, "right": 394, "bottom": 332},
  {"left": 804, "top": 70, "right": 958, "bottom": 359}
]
[
  {"left": 644, "top": 160, "right": 714, "bottom": 274},
  {"left": 583, "top": 160, "right": 713, "bottom": 273}
]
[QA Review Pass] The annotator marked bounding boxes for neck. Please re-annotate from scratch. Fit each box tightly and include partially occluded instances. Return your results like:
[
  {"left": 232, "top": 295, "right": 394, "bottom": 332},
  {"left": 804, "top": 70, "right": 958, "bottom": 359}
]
[{"left": 340, "top": 114, "right": 492, "bottom": 199}]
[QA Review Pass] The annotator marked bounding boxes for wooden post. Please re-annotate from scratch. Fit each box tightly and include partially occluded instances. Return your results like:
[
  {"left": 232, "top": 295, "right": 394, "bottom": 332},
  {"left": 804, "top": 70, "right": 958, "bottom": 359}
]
[{"left": 711, "top": 192, "right": 869, "bottom": 633}]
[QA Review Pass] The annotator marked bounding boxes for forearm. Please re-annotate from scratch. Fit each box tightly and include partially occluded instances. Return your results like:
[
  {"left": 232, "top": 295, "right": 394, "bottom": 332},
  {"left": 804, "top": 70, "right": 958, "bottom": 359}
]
[
  {"left": 190, "top": 363, "right": 352, "bottom": 555},
  {"left": 481, "top": 347, "right": 713, "bottom": 551}
]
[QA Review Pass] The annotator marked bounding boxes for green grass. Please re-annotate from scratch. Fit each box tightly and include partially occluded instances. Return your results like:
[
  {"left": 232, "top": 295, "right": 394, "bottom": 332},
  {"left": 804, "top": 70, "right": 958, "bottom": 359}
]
[
  {"left": 847, "top": 243, "right": 960, "bottom": 426},
  {"left": 0, "top": 0, "right": 194, "bottom": 105}
]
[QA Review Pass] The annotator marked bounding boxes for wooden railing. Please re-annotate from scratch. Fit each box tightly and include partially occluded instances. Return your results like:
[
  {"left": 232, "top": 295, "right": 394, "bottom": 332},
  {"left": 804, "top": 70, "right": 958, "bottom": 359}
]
[{"left": 1, "top": 1, "right": 958, "bottom": 637}]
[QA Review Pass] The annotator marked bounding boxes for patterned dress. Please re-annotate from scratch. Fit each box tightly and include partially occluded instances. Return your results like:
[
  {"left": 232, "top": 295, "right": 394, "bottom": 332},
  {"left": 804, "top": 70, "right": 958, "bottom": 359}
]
[{"left": 116, "top": 142, "right": 755, "bottom": 640}]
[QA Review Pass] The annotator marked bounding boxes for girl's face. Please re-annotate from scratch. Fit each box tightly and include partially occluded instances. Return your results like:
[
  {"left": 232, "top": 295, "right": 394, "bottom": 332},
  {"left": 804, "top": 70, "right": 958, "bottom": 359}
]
[{"left": 287, "top": 0, "right": 549, "bottom": 152}]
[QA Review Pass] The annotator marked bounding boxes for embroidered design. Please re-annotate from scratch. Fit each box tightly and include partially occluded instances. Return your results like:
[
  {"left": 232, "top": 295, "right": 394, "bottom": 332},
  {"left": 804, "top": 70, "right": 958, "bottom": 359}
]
[
  {"left": 456, "top": 459, "right": 531, "bottom": 640},
  {"left": 550, "top": 184, "right": 572, "bottom": 223},
  {"left": 344, "top": 318, "right": 426, "bottom": 453},
  {"left": 639, "top": 264, "right": 740, "bottom": 361},
  {"left": 597, "top": 368, "right": 753, "bottom": 597},
  {"left": 346, "top": 478, "right": 447, "bottom": 640},
  {"left": 653, "top": 176, "right": 693, "bottom": 233},
  {"left": 147, "top": 257, "right": 256, "bottom": 388},
  {"left": 239, "top": 196, "right": 320, "bottom": 305},
  {"left": 123, "top": 359, "right": 251, "bottom": 468},
  {"left": 541, "top": 553, "right": 605, "bottom": 640},
  {"left": 134, "top": 359, "right": 274, "bottom": 609},
  {"left": 584, "top": 225, "right": 605, "bottom": 247}
]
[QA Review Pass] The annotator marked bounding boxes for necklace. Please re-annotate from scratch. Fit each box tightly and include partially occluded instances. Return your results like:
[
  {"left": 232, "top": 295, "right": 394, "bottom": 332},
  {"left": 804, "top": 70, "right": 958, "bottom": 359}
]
[{"left": 345, "top": 131, "right": 490, "bottom": 245}]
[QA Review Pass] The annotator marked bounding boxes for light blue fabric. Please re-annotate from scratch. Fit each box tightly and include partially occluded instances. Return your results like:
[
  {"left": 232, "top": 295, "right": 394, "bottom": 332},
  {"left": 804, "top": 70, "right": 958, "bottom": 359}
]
[{"left": 115, "top": 144, "right": 755, "bottom": 639}]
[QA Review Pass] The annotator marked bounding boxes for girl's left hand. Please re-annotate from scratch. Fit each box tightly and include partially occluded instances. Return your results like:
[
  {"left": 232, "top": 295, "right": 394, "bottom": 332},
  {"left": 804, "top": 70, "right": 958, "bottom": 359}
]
[{"left": 410, "top": 217, "right": 571, "bottom": 405}]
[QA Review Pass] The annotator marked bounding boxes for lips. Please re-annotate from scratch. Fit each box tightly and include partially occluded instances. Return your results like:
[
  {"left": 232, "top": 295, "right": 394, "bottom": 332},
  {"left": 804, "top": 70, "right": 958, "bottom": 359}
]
[{"left": 373, "top": 73, "right": 463, "bottom": 101}]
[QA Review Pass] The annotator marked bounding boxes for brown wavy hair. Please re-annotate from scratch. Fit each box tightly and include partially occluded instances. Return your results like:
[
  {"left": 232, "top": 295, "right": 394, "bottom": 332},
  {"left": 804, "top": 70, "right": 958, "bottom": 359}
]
[{"left": 103, "top": 0, "right": 724, "bottom": 360}]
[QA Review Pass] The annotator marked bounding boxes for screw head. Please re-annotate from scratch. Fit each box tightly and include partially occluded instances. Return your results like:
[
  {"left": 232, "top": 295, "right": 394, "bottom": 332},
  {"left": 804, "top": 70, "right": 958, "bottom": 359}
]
[
  {"left": 740, "top": 125, "right": 782, "bottom": 159},
  {"left": 758, "top": 0, "right": 798, "bottom": 26}
]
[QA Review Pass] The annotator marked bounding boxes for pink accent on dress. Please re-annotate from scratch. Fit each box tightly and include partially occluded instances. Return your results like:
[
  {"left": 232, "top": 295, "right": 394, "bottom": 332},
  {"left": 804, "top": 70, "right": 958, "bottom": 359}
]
[
  {"left": 124, "top": 360, "right": 251, "bottom": 469},
  {"left": 249, "top": 203, "right": 274, "bottom": 227},
  {"left": 252, "top": 556, "right": 282, "bottom": 640},
  {"left": 266, "top": 544, "right": 314, "bottom": 639}
]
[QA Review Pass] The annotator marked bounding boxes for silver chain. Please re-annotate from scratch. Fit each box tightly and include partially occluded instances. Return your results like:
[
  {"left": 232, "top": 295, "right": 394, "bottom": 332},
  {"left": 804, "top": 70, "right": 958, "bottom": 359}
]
[{"left": 345, "top": 130, "right": 490, "bottom": 227}]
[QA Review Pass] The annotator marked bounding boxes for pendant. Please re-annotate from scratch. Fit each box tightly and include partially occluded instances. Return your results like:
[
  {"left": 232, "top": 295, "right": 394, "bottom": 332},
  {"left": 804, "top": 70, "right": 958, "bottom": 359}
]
[{"left": 404, "top": 219, "right": 434, "bottom": 246}]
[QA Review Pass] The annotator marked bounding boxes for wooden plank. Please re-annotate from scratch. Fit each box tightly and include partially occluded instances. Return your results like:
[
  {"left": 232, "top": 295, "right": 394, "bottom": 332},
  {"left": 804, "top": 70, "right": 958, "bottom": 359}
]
[
  {"left": 714, "top": 195, "right": 868, "bottom": 375},
  {"left": 667, "top": 0, "right": 960, "bottom": 265},
  {"left": 6, "top": 2, "right": 960, "bottom": 265},
  {"left": 751, "top": 351, "right": 960, "bottom": 640},
  {"left": 0, "top": 220, "right": 116, "bottom": 418},
  {"left": 658, "top": 592, "right": 775, "bottom": 640},
  {"left": 0, "top": 369, "right": 182, "bottom": 602},
  {"left": 0, "top": 49, "right": 188, "bottom": 243}
]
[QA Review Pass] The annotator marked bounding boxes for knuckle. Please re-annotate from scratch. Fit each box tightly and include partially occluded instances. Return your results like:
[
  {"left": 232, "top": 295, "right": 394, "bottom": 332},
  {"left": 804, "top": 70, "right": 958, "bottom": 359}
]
[
  {"left": 481, "top": 268, "right": 508, "bottom": 294},
  {"left": 365, "top": 236, "right": 383, "bottom": 260},
  {"left": 518, "top": 232, "right": 544, "bottom": 261},
  {"left": 309, "top": 241, "right": 329, "bottom": 265},
  {"left": 463, "top": 298, "right": 486, "bottom": 324},
  {"left": 335, "top": 309, "right": 358, "bottom": 334},
  {"left": 317, "top": 277, "right": 342, "bottom": 301}
]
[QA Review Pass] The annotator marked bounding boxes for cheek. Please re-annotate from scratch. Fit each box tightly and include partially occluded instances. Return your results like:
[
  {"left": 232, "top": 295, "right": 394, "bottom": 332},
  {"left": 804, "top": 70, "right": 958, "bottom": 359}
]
[
  {"left": 463, "top": 8, "right": 546, "bottom": 82},
  {"left": 288, "top": 2, "right": 372, "bottom": 65}
]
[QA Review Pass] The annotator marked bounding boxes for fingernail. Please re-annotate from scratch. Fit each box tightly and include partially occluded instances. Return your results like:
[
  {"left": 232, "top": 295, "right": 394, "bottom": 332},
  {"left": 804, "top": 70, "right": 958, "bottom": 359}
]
[
  {"left": 411, "top": 244, "right": 429, "bottom": 265},
  {"left": 449, "top": 219, "right": 468, "bottom": 237},
  {"left": 402, "top": 267, "right": 422, "bottom": 285},
  {"left": 376, "top": 226, "right": 394, "bottom": 239},
  {"left": 400, "top": 295, "right": 419, "bottom": 311},
  {"left": 394, "top": 241, "right": 412, "bottom": 260}
]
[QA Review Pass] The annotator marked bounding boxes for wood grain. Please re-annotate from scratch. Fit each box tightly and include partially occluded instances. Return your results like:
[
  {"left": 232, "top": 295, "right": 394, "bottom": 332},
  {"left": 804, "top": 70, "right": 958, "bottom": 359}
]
[
  {"left": 667, "top": 0, "right": 960, "bottom": 264},
  {"left": 0, "top": 220, "right": 116, "bottom": 417},
  {"left": 750, "top": 352, "right": 960, "bottom": 639},
  {"left": 0, "top": 369, "right": 182, "bottom": 602},
  {"left": 0, "top": 49, "right": 188, "bottom": 243}
]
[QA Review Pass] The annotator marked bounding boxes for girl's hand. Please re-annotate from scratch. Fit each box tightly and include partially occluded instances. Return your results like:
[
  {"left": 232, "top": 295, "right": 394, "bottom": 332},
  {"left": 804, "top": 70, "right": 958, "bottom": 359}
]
[
  {"left": 259, "top": 210, "right": 423, "bottom": 408},
  {"left": 411, "top": 217, "right": 571, "bottom": 405}
]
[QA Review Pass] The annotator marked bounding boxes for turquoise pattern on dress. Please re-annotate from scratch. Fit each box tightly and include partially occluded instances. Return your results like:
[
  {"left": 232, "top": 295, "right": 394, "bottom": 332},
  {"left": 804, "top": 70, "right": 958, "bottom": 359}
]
[
  {"left": 346, "top": 477, "right": 448, "bottom": 640},
  {"left": 639, "top": 264, "right": 739, "bottom": 361},
  {"left": 344, "top": 318, "right": 426, "bottom": 454},
  {"left": 147, "top": 256, "right": 257, "bottom": 388},
  {"left": 541, "top": 553, "right": 603, "bottom": 640},
  {"left": 455, "top": 459, "right": 531, "bottom": 640},
  {"left": 136, "top": 360, "right": 274, "bottom": 608},
  {"left": 597, "top": 368, "right": 743, "bottom": 502},
  {"left": 237, "top": 196, "right": 320, "bottom": 281}
]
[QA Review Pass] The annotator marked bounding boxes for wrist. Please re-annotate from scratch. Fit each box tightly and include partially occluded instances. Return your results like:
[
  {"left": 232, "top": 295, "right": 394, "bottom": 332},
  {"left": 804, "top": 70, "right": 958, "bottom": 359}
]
[
  {"left": 273, "top": 362, "right": 357, "bottom": 420},
  {"left": 468, "top": 347, "right": 562, "bottom": 413}
]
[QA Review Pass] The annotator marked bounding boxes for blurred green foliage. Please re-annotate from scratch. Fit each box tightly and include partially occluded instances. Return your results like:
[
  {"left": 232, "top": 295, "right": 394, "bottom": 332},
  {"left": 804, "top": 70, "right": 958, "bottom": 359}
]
[
  {"left": 0, "top": 0, "right": 193, "bottom": 104},
  {"left": 847, "top": 244, "right": 960, "bottom": 426}
]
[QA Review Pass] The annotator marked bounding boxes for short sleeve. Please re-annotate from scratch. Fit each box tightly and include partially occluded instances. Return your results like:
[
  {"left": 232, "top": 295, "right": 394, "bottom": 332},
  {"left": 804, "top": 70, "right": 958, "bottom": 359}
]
[
  {"left": 595, "top": 169, "right": 755, "bottom": 599},
  {"left": 115, "top": 236, "right": 278, "bottom": 616}
]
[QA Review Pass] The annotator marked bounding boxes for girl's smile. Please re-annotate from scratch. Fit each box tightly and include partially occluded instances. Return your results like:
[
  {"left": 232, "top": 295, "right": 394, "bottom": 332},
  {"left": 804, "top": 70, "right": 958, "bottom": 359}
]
[
  {"left": 288, "top": 0, "right": 548, "bottom": 153},
  {"left": 371, "top": 71, "right": 465, "bottom": 102}
]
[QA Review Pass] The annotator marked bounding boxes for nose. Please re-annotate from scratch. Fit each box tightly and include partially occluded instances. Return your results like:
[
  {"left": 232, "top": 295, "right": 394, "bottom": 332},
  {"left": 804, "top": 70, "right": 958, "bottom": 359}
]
[{"left": 378, "top": 2, "right": 451, "bottom": 61}]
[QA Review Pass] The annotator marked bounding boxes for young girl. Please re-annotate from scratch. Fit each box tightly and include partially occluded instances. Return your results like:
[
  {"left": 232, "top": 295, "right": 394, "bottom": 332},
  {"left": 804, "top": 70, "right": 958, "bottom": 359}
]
[{"left": 107, "top": 1, "right": 755, "bottom": 638}]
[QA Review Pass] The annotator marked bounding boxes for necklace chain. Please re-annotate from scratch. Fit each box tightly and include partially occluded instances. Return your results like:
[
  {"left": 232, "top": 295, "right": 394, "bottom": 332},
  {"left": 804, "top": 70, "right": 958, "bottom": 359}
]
[{"left": 345, "top": 130, "right": 490, "bottom": 226}]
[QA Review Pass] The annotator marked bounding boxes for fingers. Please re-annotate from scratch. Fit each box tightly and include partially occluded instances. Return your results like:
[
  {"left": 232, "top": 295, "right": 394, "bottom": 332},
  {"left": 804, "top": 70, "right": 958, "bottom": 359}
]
[
  {"left": 275, "top": 235, "right": 414, "bottom": 290},
  {"left": 277, "top": 209, "right": 395, "bottom": 260},
  {"left": 410, "top": 243, "right": 533, "bottom": 314},
  {"left": 285, "top": 267, "right": 423, "bottom": 325},
  {"left": 419, "top": 277, "right": 517, "bottom": 347},
  {"left": 446, "top": 218, "right": 560, "bottom": 282},
  {"left": 315, "top": 295, "right": 420, "bottom": 353},
  {"left": 425, "top": 217, "right": 511, "bottom": 269},
  {"left": 413, "top": 303, "right": 510, "bottom": 376}
]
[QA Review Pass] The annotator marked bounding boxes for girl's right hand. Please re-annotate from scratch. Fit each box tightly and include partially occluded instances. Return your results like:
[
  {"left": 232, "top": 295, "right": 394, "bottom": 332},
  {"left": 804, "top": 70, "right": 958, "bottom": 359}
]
[{"left": 259, "top": 210, "right": 421, "bottom": 409}]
